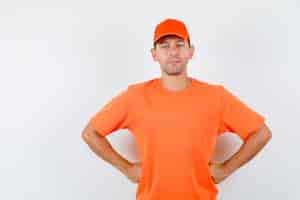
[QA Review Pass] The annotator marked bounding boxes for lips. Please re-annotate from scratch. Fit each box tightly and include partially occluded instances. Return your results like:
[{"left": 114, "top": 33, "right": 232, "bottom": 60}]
[{"left": 168, "top": 59, "right": 181, "bottom": 63}]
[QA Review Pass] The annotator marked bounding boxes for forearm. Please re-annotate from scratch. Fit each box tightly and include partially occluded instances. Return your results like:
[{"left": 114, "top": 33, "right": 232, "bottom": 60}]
[
  {"left": 223, "top": 124, "right": 272, "bottom": 175},
  {"left": 83, "top": 131, "right": 132, "bottom": 174}
]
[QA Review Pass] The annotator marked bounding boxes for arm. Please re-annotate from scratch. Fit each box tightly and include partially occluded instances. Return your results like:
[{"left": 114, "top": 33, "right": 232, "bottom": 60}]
[
  {"left": 81, "top": 122, "right": 141, "bottom": 183},
  {"left": 223, "top": 123, "right": 272, "bottom": 174},
  {"left": 81, "top": 122, "right": 132, "bottom": 173},
  {"left": 210, "top": 123, "right": 272, "bottom": 183}
]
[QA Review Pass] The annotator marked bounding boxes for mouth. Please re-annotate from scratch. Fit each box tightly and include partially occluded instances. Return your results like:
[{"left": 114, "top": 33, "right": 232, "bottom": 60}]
[{"left": 168, "top": 60, "right": 181, "bottom": 64}]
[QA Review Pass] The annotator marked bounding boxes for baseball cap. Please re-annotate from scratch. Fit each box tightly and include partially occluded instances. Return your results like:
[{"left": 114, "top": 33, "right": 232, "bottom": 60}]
[{"left": 153, "top": 18, "right": 190, "bottom": 45}]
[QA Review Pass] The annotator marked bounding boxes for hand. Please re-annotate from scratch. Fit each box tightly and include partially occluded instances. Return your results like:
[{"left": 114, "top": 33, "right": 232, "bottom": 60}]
[
  {"left": 208, "top": 161, "right": 230, "bottom": 184},
  {"left": 123, "top": 162, "right": 142, "bottom": 184}
]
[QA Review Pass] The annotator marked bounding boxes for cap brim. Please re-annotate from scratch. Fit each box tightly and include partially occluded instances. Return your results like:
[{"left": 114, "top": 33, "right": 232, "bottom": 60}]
[{"left": 154, "top": 32, "right": 188, "bottom": 44}]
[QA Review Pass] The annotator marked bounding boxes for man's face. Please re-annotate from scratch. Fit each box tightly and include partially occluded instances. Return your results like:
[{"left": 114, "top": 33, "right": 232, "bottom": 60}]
[{"left": 151, "top": 35, "right": 194, "bottom": 76}]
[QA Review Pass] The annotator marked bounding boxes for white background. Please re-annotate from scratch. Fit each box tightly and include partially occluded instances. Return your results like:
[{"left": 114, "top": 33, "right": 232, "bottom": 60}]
[{"left": 1, "top": 0, "right": 299, "bottom": 199}]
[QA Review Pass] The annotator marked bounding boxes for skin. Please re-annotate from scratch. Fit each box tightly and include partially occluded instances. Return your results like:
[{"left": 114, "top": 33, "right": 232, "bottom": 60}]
[
  {"left": 82, "top": 35, "right": 272, "bottom": 184},
  {"left": 209, "top": 124, "right": 272, "bottom": 184},
  {"left": 150, "top": 35, "right": 195, "bottom": 91},
  {"left": 151, "top": 35, "right": 272, "bottom": 184},
  {"left": 81, "top": 124, "right": 139, "bottom": 183}
]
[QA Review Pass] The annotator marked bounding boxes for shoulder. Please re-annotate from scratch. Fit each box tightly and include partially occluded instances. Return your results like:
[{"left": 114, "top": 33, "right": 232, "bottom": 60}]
[
  {"left": 192, "top": 78, "right": 224, "bottom": 94},
  {"left": 127, "top": 77, "right": 157, "bottom": 92}
]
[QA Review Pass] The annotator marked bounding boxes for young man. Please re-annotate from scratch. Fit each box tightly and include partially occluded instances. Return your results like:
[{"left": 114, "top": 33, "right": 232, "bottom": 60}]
[{"left": 82, "top": 18, "right": 272, "bottom": 200}]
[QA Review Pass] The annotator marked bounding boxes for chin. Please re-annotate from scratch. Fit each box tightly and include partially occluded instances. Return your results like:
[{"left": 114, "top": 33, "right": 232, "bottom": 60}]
[{"left": 164, "top": 69, "right": 184, "bottom": 76}]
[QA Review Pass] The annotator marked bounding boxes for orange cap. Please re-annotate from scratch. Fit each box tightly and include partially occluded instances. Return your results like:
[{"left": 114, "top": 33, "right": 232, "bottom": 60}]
[{"left": 153, "top": 18, "right": 190, "bottom": 44}]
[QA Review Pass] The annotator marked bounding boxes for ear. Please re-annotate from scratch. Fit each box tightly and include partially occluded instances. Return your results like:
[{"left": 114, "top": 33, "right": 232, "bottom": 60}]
[
  {"left": 188, "top": 45, "right": 195, "bottom": 59},
  {"left": 150, "top": 48, "right": 158, "bottom": 61}
]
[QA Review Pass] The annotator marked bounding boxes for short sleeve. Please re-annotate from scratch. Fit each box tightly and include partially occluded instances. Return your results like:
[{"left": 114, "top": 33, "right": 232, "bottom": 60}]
[
  {"left": 88, "top": 86, "right": 133, "bottom": 137},
  {"left": 217, "top": 85, "right": 265, "bottom": 141}
]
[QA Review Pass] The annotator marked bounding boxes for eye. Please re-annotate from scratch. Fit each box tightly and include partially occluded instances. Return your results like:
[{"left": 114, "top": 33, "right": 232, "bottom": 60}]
[
  {"left": 159, "top": 43, "right": 169, "bottom": 48},
  {"left": 177, "top": 41, "right": 185, "bottom": 47}
]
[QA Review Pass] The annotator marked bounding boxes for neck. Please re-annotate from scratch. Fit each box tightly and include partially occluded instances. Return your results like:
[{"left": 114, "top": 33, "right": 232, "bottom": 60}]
[{"left": 159, "top": 73, "right": 191, "bottom": 92}]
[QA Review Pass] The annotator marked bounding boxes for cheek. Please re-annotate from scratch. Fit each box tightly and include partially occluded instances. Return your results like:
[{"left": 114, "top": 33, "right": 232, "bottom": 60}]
[
  {"left": 180, "top": 50, "right": 191, "bottom": 59},
  {"left": 156, "top": 54, "right": 168, "bottom": 63}
]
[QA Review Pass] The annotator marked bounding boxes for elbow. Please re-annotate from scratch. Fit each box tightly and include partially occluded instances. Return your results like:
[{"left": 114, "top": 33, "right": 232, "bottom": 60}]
[
  {"left": 258, "top": 123, "right": 272, "bottom": 143},
  {"left": 81, "top": 123, "right": 105, "bottom": 143},
  {"left": 266, "top": 130, "right": 272, "bottom": 143},
  {"left": 266, "top": 129, "right": 272, "bottom": 140},
  {"left": 81, "top": 123, "right": 96, "bottom": 142},
  {"left": 81, "top": 129, "right": 91, "bottom": 143},
  {"left": 81, "top": 131, "right": 90, "bottom": 142},
  {"left": 263, "top": 124, "right": 272, "bottom": 141}
]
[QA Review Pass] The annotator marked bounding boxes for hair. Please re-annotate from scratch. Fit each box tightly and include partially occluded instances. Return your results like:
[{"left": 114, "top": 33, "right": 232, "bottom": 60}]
[{"left": 153, "top": 34, "right": 191, "bottom": 49}]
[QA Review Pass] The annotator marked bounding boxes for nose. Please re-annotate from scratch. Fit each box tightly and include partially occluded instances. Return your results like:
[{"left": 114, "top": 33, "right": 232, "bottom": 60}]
[{"left": 168, "top": 45, "right": 180, "bottom": 56}]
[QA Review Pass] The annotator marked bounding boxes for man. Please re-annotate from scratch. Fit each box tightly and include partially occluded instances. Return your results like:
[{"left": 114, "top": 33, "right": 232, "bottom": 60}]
[{"left": 81, "top": 18, "right": 272, "bottom": 200}]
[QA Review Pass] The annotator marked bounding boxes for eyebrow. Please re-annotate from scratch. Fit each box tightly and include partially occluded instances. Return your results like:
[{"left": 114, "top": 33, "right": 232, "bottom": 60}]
[{"left": 159, "top": 39, "right": 185, "bottom": 43}]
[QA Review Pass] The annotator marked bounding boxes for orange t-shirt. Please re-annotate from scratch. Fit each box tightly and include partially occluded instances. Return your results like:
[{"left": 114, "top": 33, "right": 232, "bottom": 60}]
[{"left": 88, "top": 77, "right": 265, "bottom": 200}]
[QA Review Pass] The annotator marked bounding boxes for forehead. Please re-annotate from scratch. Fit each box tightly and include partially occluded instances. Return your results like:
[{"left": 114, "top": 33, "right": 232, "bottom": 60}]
[{"left": 156, "top": 35, "right": 185, "bottom": 43}]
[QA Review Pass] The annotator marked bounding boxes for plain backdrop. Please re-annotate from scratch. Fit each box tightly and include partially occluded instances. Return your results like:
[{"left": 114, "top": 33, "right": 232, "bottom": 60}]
[{"left": 0, "top": 0, "right": 299, "bottom": 199}]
